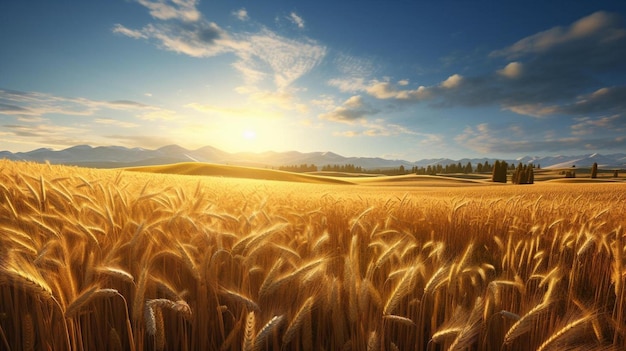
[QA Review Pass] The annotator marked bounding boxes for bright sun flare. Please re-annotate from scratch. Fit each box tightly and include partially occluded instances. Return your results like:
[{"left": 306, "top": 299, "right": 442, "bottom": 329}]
[{"left": 242, "top": 130, "right": 257, "bottom": 140}]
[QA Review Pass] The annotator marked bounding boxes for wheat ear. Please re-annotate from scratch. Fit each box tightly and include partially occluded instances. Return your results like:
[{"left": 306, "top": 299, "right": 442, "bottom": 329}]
[
  {"left": 503, "top": 301, "right": 552, "bottom": 344},
  {"left": 65, "top": 287, "right": 118, "bottom": 317},
  {"left": 384, "top": 267, "right": 416, "bottom": 315},
  {"left": 242, "top": 312, "right": 255, "bottom": 351},
  {"left": 536, "top": 314, "right": 593, "bottom": 351},
  {"left": 254, "top": 315, "right": 285, "bottom": 351}
]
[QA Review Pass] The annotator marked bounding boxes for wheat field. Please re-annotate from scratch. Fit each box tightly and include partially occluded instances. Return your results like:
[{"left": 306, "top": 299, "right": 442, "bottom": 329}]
[{"left": 1, "top": 159, "right": 625, "bottom": 350}]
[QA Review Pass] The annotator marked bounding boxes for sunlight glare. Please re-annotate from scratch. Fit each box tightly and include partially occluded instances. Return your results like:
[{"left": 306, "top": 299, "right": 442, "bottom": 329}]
[{"left": 243, "top": 130, "right": 257, "bottom": 140}]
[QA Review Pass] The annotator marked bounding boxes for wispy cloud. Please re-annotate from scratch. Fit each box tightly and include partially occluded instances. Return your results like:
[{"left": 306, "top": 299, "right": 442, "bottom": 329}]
[
  {"left": 115, "top": 2, "right": 326, "bottom": 114},
  {"left": 333, "top": 119, "right": 439, "bottom": 141},
  {"left": 137, "top": 0, "right": 201, "bottom": 22},
  {"left": 570, "top": 115, "right": 623, "bottom": 135},
  {"left": 112, "top": 24, "right": 147, "bottom": 39},
  {"left": 232, "top": 8, "right": 249, "bottom": 21},
  {"left": 2, "top": 123, "right": 93, "bottom": 147},
  {"left": 0, "top": 89, "right": 178, "bottom": 121},
  {"left": 288, "top": 12, "right": 305, "bottom": 29},
  {"left": 238, "top": 29, "right": 326, "bottom": 90},
  {"left": 113, "top": 22, "right": 236, "bottom": 58}
]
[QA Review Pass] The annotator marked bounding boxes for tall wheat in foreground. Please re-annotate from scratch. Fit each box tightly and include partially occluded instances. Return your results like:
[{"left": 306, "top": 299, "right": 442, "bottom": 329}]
[{"left": 1, "top": 159, "right": 625, "bottom": 350}]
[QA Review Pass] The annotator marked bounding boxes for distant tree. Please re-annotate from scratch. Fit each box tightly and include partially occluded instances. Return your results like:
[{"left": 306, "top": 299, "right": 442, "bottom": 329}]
[
  {"left": 512, "top": 163, "right": 534, "bottom": 184},
  {"left": 399, "top": 165, "right": 405, "bottom": 174},
  {"left": 464, "top": 162, "right": 473, "bottom": 174},
  {"left": 483, "top": 161, "right": 491, "bottom": 172},
  {"left": 614, "top": 170, "right": 619, "bottom": 178},
  {"left": 591, "top": 162, "right": 598, "bottom": 178},
  {"left": 492, "top": 160, "right": 508, "bottom": 183},
  {"left": 492, "top": 160, "right": 500, "bottom": 182}
]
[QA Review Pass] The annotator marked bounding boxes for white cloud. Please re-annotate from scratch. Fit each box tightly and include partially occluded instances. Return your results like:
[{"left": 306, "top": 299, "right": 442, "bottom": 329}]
[
  {"left": 497, "top": 62, "right": 523, "bottom": 79},
  {"left": 397, "top": 79, "right": 410, "bottom": 86},
  {"left": 288, "top": 12, "right": 305, "bottom": 29},
  {"left": 232, "top": 8, "right": 249, "bottom": 21},
  {"left": 319, "top": 95, "right": 379, "bottom": 123},
  {"left": 328, "top": 77, "right": 367, "bottom": 93},
  {"left": 502, "top": 103, "right": 559, "bottom": 118},
  {"left": 112, "top": 24, "right": 147, "bottom": 39},
  {"left": 241, "top": 29, "right": 326, "bottom": 89},
  {"left": 141, "top": 22, "right": 236, "bottom": 58},
  {"left": 137, "top": 0, "right": 201, "bottom": 22},
  {"left": 440, "top": 74, "right": 463, "bottom": 88},
  {"left": 365, "top": 81, "right": 430, "bottom": 100},
  {"left": 115, "top": 3, "right": 326, "bottom": 117}
]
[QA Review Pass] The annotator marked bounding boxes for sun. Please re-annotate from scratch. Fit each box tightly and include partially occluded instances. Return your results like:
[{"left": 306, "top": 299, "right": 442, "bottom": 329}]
[{"left": 242, "top": 130, "right": 257, "bottom": 140}]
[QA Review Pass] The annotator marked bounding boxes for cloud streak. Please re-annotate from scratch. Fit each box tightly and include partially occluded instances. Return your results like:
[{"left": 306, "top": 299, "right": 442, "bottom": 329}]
[{"left": 0, "top": 89, "right": 177, "bottom": 121}]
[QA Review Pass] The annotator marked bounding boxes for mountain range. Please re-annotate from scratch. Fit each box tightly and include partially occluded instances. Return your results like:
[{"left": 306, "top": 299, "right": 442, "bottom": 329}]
[{"left": 1, "top": 145, "right": 625, "bottom": 170}]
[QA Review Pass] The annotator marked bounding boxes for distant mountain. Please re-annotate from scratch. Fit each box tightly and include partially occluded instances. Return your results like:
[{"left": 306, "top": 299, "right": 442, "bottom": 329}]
[{"left": 1, "top": 144, "right": 625, "bottom": 170}]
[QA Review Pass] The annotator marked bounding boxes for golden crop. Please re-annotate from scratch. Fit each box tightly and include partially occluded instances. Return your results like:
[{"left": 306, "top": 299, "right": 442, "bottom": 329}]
[{"left": 1, "top": 159, "right": 625, "bottom": 350}]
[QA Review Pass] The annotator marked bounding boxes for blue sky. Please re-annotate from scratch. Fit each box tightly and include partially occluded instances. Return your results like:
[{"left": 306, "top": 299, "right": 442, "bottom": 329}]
[{"left": 1, "top": 0, "right": 626, "bottom": 160}]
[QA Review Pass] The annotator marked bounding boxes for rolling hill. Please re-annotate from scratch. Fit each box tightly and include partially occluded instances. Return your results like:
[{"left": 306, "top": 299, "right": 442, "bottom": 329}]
[{"left": 1, "top": 144, "right": 625, "bottom": 170}]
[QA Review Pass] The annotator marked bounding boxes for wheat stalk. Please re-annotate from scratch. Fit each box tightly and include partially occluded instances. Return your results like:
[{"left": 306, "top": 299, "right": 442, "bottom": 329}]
[
  {"left": 283, "top": 296, "right": 315, "bottom": 345},
  {"left": 22, "top": 313, "right": 34, "bottom": 351},
  {"left": 109, "top": 327, "right": 123, "bottom": 351},
  {"left": 65, "top": 287, "right": 118, "bottom": 317}
]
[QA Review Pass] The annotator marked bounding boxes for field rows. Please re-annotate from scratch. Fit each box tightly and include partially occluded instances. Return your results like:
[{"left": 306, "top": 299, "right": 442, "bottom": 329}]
[{"left": 1, "top": 160, "right": 625, "bottom": 350}]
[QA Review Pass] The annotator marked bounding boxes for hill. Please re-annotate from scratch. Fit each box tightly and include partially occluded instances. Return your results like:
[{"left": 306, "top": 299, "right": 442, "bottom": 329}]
[{"left": 125, "top": 162, "right": 354, "bottom": 185}]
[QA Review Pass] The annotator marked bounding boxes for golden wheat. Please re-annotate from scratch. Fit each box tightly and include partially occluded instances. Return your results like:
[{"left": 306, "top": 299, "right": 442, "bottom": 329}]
[{"left": 1, "top": 159, "right": 625, "bottom": 350}]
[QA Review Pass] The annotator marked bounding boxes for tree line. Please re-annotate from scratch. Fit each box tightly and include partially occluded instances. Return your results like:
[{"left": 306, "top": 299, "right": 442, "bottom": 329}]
[{"left": 279, "top": 160, "right": 533, "bottom": 176}]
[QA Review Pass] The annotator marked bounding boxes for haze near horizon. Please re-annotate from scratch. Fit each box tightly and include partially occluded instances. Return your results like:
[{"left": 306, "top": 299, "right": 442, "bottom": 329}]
[{"left": 1, "top": 0, "right": 625, "bottom": 160}]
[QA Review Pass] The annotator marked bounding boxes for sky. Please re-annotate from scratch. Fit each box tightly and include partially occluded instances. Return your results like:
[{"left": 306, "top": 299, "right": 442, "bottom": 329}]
[{"left": 1, "top": 0, "right": 626, "bottom": 160}]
